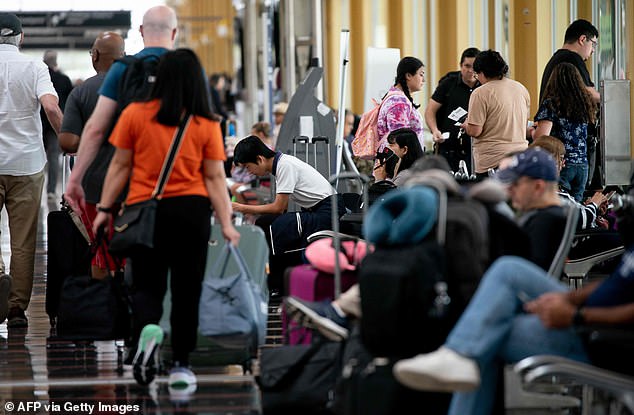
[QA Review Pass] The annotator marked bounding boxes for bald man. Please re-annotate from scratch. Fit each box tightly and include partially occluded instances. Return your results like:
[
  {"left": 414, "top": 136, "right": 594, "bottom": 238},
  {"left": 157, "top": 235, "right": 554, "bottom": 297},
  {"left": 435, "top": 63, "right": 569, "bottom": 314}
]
[
  {"left": 58, "top": 31, "right": 125, "bottom": 278},
  {"left": 65, "top": 5, "right": 178, "bottom": 213},
  {"left": 59, "top": 31, "right": 125, "bottom": 153}
]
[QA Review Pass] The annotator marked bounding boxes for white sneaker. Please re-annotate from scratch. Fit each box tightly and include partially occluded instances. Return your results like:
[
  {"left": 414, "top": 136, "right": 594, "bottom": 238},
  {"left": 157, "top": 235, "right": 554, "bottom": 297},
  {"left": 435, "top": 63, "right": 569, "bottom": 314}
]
[
  {"left": 393, "top": 347, "right": 480, "bottom": 392},
  {"left": 169, "top": 366, "right": 197, "bottom": 403}
]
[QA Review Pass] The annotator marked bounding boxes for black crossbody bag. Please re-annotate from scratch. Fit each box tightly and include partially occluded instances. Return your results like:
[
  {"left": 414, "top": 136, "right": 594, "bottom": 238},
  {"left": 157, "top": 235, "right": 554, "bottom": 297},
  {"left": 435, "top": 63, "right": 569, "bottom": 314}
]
[{"left": 109, "top": 115, "right": 191, "bottom": 256}]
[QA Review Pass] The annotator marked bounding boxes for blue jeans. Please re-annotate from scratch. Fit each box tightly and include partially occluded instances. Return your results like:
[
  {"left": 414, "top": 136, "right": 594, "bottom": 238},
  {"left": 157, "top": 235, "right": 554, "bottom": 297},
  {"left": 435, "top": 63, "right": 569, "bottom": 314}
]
[
  {"left": 445, "top": 257, "right": 590, "bottom": 415},
  {"left": 559, "top": 163, "right": 588, "bottom": 202}
]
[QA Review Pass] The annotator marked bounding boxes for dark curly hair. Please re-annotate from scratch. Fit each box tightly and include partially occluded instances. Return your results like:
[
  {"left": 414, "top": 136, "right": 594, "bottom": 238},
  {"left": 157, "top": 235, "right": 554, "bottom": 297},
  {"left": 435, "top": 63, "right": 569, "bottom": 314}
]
[
  {"left": 541, "top": 62, "right": 597, "bottom": 124},
  {"left": 392, "top": 56, "right": 423, "bottom": 109},
  {"left": 473, "top": 50, "right": 508, "bottom": 79}
]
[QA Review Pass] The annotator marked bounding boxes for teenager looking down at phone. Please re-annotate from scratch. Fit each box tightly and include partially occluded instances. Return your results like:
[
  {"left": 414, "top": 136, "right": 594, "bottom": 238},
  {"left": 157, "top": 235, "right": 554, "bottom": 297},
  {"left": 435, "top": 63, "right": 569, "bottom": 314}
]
[
  {"left": 373, "top": 128, "right": 425, "bottom": 186},
  {"left": 231, "top": 136, "right": 346, "bottom": 291},
  {"left": 530, "top": 135, "right": 607, "bottom": 230}
]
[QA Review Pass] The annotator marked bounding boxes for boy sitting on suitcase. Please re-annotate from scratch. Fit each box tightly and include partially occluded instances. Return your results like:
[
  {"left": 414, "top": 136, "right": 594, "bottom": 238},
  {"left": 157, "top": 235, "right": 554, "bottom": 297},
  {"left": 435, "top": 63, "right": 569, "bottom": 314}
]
[{"left": 232, "top": 136, "right": 346, "bottom": 292}]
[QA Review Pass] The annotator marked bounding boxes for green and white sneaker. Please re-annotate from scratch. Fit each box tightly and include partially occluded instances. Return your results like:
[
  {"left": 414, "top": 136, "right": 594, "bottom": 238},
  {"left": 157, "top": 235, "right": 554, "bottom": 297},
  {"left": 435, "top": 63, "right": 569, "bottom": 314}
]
[
  {"left": 168, "top": 365, "right": 197, "bottom": 403},
  {"left": 132, "top": 324, "right": 164, "bottom": 385}
]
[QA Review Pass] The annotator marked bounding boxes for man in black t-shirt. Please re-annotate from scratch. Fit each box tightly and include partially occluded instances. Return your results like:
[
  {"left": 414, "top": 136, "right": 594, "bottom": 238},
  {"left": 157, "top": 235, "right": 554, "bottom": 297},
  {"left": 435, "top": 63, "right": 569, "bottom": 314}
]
[
  {"left": 539, "top": 19, "right": 599, "bottom": 104},
  {"left": 539, "top": 19, "right": 601, "bottom": 191},
  {"left": 425, "top": 47, "right": 480, "bottom": 173},
  {"left": 496, "top": 148, "right": 566, "bottom": 271}
]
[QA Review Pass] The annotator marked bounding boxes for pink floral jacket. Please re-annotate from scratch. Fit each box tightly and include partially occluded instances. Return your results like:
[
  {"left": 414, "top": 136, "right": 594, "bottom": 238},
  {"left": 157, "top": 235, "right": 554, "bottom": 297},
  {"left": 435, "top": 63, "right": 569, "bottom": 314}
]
[{"left": 377, "top": 87, "right": 425, "bottom": 150}]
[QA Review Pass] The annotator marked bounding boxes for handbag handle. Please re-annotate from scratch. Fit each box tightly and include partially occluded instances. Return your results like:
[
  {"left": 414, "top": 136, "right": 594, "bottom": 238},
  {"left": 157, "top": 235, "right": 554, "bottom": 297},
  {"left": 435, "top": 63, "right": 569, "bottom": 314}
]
[
  {"left": 152, "top": 114, "right": 192, "bottom": 199},
  {"left": 210, "top": 242, "right": 252, "bottom": 282}
]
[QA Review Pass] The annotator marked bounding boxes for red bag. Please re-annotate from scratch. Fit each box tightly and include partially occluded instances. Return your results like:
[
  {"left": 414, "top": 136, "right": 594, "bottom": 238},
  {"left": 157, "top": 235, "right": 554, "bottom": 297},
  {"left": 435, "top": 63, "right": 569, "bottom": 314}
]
[{"left": 351, "top": 90, "right": 403, "bottom": 160}]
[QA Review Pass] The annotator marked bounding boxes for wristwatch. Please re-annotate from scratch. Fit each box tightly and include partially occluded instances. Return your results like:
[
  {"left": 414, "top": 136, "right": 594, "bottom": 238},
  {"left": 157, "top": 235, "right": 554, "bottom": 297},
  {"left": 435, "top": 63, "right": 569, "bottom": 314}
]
[
  {"left": 572, "top": 307, "right": 586, "bottom": 326},
  {"left": 96, "top": 204, "right": 114, "bottom": 214}
]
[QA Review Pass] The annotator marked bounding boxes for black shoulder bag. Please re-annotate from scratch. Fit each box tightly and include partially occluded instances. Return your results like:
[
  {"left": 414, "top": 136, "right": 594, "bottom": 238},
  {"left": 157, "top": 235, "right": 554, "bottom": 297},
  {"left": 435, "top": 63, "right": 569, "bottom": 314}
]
[{"left": 109, "top": 115, "right": 191, "bottom": 256}]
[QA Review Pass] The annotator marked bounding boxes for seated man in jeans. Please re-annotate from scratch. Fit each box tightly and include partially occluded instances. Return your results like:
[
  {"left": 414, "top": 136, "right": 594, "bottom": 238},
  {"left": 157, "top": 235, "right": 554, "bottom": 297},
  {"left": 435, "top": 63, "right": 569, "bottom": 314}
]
[
  {"left": 392, "top": 187, "right": 634, "bottom": 415},
  {"left": 232, "top": 136, "right": 345, "bottom": 291}
]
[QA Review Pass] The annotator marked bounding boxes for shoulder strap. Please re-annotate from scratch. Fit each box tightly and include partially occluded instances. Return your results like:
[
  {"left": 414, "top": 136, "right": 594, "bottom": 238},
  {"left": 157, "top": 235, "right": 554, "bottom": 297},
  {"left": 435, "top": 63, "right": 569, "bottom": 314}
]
[
  {"left": 381, "top": 89, "right": 411, "bottom": 110},
  {"left": 152, "top": 115, "right": 191, "bottom": 199}
]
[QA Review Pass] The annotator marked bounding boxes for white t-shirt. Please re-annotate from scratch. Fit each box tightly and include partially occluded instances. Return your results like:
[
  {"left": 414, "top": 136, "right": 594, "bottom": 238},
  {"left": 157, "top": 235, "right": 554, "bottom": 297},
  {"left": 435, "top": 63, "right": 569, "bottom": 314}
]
[
  {"left": 0, "top": 44, "right": 57, "bottom": 175},
  {"left": 273, "top": 154, "right": 335, "bottom": 209}
]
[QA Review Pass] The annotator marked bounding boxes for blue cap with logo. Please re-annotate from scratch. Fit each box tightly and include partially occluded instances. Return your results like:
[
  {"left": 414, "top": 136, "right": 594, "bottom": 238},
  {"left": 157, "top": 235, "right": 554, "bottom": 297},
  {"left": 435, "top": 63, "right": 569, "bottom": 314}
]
[{"left": 495, "top": 148, "right": 558, "bottom": 183}]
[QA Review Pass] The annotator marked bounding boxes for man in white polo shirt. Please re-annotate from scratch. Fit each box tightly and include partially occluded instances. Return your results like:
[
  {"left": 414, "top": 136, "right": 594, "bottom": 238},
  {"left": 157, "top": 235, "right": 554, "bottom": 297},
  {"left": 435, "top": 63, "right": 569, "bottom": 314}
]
[
  {"left": 232, "top": 135, "right": 345, "bottom": 292},
  {"left": 0, "top": 13, "right": 63, "bottom": 328}
]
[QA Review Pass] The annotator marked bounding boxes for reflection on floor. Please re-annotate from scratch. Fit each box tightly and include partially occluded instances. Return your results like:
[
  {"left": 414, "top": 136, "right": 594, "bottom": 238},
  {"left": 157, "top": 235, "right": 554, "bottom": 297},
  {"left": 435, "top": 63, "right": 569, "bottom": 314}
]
[{"left": 0, "top": 193, "right": 269, "bottom": 414}]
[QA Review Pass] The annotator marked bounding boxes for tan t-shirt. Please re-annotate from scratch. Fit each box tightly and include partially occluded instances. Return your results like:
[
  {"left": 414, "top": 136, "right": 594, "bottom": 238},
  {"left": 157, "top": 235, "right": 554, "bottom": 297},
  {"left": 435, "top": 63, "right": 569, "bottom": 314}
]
[{"left": 467, "top": 77, "right": 530, "bottom": 173}]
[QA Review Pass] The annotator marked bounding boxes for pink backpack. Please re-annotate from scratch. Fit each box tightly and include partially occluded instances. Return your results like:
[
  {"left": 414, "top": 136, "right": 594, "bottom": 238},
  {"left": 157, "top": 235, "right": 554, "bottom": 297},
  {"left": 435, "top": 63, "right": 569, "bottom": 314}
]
[{"left": 351, "top": 90, "right": 403, "bottom": 160}]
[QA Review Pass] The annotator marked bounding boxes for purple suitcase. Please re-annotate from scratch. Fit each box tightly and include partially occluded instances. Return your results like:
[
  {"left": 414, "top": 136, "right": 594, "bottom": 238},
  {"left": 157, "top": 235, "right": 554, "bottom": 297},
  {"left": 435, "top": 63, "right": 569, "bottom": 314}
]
[{"left": 282, "top": 264, "right": 357, "bottom": 345}]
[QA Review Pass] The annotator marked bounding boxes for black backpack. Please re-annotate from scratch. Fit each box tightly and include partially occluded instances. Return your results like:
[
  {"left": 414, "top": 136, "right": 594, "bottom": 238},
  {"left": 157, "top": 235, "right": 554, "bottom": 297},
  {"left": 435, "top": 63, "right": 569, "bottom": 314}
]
[
  {"left": 115, "top": 54, "right": 161, "bottom": 113},
  {"left": 367, "top": 180, "right": 397, "bottom": 206},
  {"left": 359, "top": 239, "right": 454, "bottom": 359},
  {"left": 358, "top": 173, "right": 492, "bottom": 359}
]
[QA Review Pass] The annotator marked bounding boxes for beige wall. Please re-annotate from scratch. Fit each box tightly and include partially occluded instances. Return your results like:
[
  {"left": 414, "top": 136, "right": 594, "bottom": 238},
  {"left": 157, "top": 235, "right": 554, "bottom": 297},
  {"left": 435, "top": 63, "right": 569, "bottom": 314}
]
[{"left": 168, "top": 0, "right": 235, "bottom": 77}]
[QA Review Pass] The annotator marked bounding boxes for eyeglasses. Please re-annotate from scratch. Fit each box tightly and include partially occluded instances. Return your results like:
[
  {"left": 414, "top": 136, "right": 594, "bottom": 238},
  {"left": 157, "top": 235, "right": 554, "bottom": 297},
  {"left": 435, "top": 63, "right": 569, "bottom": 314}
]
[
  {"left": 88, "top": 49, "right": 96, "bottom": 56},
  {"left": 588, "top": 38, "right": 597, "bottom": 50}
]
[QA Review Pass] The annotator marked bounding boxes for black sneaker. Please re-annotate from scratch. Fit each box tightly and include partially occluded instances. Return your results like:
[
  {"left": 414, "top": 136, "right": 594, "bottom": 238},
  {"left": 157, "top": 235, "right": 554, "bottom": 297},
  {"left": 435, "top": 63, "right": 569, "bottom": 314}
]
[
  {"left": 285, "top": 297, "right": 349, "bottom": 341},
  {"left": 132, "top": 324, "right": 164, "bottom": 385},
  {"left": 0, "top": 274, "right": 11, "bottom": 323},
  {"left": 7, "top": 306, "right": 27, "bottom": 329}
]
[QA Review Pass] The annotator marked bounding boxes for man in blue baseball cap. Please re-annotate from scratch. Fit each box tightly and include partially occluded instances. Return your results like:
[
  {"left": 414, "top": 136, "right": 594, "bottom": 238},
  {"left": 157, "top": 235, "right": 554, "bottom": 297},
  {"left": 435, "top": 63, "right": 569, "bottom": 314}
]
[{"left": 496, "top": 148, "right": 566, "bottom": 271}]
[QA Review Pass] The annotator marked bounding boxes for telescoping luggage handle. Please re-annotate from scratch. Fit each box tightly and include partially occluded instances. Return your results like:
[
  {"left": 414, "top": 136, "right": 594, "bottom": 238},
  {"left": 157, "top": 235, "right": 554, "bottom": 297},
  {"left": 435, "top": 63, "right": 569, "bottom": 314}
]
[
  {"left": 328, "top": 172, "right": 371, "bottom": 298},
  {"left": 292, "top": 136, "right": 331, "bottom": 178}
]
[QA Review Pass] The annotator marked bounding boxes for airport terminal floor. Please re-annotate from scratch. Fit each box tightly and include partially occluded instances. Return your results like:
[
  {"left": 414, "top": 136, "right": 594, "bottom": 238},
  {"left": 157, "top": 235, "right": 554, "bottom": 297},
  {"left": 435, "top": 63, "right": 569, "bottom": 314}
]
[{"left": 0, "top": 190, "right": 272, "bottom": 414}]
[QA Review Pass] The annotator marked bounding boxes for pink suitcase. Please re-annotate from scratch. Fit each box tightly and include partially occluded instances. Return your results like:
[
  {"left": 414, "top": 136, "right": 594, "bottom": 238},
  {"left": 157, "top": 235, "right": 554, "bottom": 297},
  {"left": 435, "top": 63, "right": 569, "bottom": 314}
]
[{"left": 282, "top": 264, "right": 357, "bottom": 345}]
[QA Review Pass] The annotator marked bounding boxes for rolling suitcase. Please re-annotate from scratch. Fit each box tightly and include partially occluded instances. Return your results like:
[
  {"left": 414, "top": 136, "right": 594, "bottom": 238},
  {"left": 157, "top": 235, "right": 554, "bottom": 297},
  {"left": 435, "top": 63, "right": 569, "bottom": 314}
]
[
  {"left": 283, "top": 264, "right": 358, "bottom": 345},
  {"left": 160, "top": 217, "right": 269, "bottom": 373},
  {"left": 46, "top": 154, "right": 92, "bottom": 327},
  {"left": 283, "top": 172, "right": 370, "bottom": 345},
  {"left": 292, "top": 136, "right": 331, "bottom": 178}
]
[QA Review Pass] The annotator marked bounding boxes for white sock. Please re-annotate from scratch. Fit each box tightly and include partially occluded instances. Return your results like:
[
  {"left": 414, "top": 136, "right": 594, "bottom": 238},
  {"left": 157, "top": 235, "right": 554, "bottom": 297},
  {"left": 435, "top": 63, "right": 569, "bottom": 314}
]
[{"left": 331, "top": 302, "right": 347, "bottom": 318}]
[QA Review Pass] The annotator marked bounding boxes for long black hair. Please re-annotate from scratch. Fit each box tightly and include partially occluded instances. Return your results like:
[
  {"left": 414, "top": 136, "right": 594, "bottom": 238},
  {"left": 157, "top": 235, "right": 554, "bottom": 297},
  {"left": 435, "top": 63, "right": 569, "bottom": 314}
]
[
  {"left": 542, "top": 62, "right": 596, "bottom": 123},
  {"left": 393, "top": 56, "right": 423, "bottom": 109},
  {"left": 387, "top": 128, "right": 425, "bottom": 172},
  {"left": 149, "top": 48, "right": 213, "bottom": 126}
]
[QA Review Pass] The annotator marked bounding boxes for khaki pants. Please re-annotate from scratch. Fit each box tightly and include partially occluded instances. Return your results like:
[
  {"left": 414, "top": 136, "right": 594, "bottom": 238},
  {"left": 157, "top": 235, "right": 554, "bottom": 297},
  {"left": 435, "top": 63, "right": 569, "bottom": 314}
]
[{"left": 0, "top": 170, "right": 45, "bottom": 311}]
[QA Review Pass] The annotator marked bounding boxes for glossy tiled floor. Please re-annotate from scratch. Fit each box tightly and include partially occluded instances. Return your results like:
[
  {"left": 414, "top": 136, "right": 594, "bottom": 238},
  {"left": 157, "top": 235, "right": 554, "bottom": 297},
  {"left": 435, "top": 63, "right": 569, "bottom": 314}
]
[{"left": 0, "top": 191, "right": 275, "bottom": 414}]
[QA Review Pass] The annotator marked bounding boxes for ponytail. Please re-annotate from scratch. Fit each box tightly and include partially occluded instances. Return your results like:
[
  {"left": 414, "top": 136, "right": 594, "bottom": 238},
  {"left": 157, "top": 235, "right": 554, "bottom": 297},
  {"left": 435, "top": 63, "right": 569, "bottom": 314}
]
[{"left": 394, "top": 56, "right": 423, "bottom": 110}]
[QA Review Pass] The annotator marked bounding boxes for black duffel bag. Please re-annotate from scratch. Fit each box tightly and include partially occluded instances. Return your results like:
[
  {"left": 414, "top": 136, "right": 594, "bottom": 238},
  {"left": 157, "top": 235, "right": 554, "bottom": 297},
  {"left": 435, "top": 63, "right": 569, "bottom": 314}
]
[
  {"left": 56, "top": 271, "right": 131, "bottom": 341},
  {"left": 258, "top": 340, "right": 343, "bottom": 414}
]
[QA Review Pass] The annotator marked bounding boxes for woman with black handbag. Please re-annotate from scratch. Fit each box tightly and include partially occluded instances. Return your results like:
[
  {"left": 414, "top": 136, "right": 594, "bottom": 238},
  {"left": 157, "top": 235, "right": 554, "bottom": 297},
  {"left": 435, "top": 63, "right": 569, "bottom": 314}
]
[{"left": 93, "top": 48, "right": 240, "bottom": 394}]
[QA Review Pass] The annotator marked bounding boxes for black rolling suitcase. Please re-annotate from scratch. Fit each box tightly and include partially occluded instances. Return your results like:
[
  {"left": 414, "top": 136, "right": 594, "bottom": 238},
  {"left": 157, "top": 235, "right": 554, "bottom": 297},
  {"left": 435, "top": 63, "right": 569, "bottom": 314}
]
[{"left": 46, "top": 155, "right": 92, "bottom": 327}]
